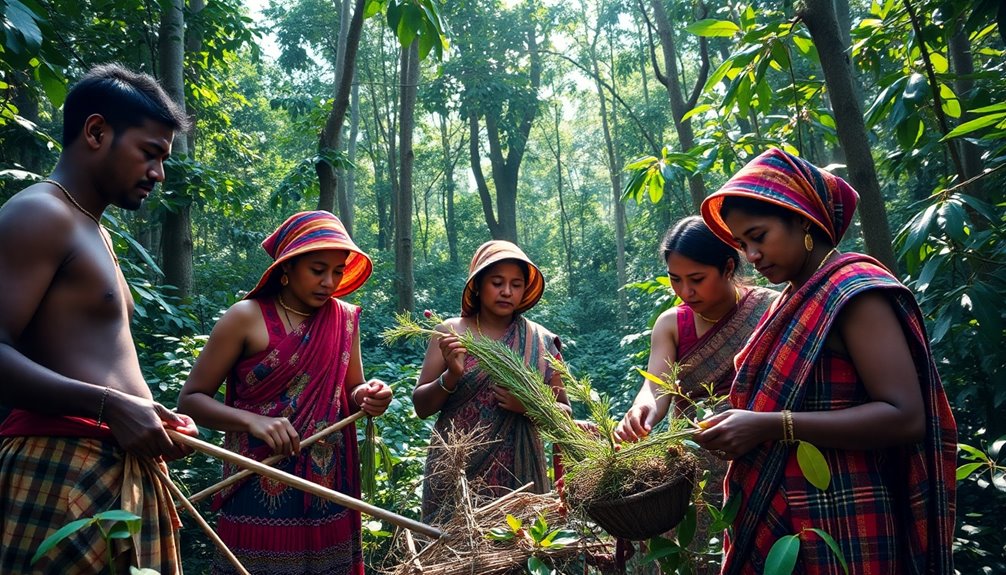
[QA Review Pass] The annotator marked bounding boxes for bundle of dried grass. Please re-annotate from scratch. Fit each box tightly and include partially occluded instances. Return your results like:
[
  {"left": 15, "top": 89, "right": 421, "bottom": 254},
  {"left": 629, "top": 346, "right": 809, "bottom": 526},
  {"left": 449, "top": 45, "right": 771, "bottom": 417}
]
[{"left": 380, "top": 425, "right": 611, "bottom": 575}]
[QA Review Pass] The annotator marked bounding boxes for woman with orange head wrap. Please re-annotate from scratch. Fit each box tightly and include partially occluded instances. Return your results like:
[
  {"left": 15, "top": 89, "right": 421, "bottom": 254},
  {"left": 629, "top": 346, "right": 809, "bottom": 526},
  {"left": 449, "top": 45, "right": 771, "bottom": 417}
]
[
  {"left": 694, "top": 149, "right": 956, "bottom": 574},
  {"left": 178, "top": 211, "right": 391, "bottom": 574}
]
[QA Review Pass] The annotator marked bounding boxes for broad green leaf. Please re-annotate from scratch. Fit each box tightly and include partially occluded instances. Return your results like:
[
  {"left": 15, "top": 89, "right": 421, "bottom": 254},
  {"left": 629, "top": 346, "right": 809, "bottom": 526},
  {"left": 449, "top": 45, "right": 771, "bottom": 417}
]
[
  {"left": 527, "top": 556, "right": 552, "bottom": 575},
  {"left": 624, "top": 155, "right": 659, "bottom": 171},
  {"left": 676, "top": 503, "right": 696, "bottom": 547},
  {"left": 942, "top": 111, "right": 1006, "bottom": 140},
  {"left": 363, "top": 0, "right": 383, "bottom": 18},
  {"left": 704, "top": 58, "right": 735, "bottom": 93},
  {"left": 806, "top": 528, "right": 849, "bottom": 573},
  {"left": 6, "top": 0, "right": 43, "bottom": 50},
  {"left": 685, "top": 19, "right": 740, "bottom": 38},
  {"left": 796, "top": 441, "right": 831, "bottom": 490},
  {"left": 969, "top": 102, "right": 1006, "bottom": 114},
  {"left": 529, "top": 513, "right": 548, "bottom": 542},
  {"left": 106, "top": 522, "right": 134, "bottom": 540},
  {"left": 682, "top": 104, "right": 712, "bottom": 122},
  {"left": 765, "top": 534, "right": 800, "bottom": 574},
  {"left": 541, "top": 529, "right": 579, "bottom": 548},
  {"left": 646, "top": 169, "right": 664, "bottom": 203},
  {"left": 929, "top": 52, "right": 949, "bottom": 74},
  {"left": 939, "top": 84, "right": 960, "bottom": 118},
  {"left": 505, "top": 514, "right": 522, "bottom": 532},
  {"left": 957, "top": 462, "right": 984, "bottom": 480},
  {"left": 643, "top": 536, "right": 681, "bottom": 562},
  {"left": 486, "top": 527, "right": 515, "bottom": 541},
  {"left": 94, "top": 510, "right": 141, "bottom": 524},
  {"left": 32, "top": 518, "right": 93, "bottom": 564},
  {"left": 958, "top": 443, "right": 987, "bottom": 462}
]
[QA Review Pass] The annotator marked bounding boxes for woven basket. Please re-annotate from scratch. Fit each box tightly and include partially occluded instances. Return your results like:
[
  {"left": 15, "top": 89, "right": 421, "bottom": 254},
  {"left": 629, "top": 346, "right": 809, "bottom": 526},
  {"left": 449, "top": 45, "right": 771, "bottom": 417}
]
[{"left": 582, "top": 464, "right": 696, "bottom": 541}]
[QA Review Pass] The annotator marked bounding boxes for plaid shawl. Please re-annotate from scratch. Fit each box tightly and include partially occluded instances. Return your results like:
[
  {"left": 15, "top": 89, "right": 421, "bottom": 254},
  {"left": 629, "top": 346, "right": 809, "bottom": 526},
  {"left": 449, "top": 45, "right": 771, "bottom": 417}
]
[{"left": 722, "top": 253, "right": 956, "bottom": 574}]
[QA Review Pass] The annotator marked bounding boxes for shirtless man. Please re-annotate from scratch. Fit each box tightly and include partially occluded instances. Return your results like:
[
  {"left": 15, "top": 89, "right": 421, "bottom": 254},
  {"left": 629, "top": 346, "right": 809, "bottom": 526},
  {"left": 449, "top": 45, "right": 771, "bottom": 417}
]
[{"left": 0, "top": 64, "right": 196, "bottom": 574}]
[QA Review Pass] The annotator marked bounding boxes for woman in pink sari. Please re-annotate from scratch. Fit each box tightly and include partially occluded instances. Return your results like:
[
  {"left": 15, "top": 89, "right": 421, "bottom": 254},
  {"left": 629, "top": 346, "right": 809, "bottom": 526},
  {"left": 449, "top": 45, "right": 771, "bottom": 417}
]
[{"left": 178, "top": 211, "right": 391, "bottom": 575}]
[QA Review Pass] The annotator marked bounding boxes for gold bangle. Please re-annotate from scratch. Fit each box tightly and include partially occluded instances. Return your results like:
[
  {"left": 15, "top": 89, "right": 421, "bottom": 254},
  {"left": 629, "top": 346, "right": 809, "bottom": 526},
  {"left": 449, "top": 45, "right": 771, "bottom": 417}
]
[
  {"left": 781, "top": 409, "right": 795, "bottom": 444},
  {"left": 437, "top": 373, "right": 456, "bottom": 394},
  {"left": 96, "top": 386, "right": 111, "bottom": 427}
]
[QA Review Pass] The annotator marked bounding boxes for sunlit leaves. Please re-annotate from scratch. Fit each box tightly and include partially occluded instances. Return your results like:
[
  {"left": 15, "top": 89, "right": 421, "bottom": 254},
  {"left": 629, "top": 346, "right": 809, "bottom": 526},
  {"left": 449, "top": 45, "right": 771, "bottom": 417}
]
[
  {"left": 685, "top": 19, "right": 740, "bottom": 38},
  {"left": 796, "top": 441, "right": 831, "bottom": 491}
]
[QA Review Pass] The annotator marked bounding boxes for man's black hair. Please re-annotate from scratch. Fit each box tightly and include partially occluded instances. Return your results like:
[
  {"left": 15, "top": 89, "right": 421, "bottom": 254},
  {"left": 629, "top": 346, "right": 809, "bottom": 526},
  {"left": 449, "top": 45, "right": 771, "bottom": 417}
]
[{"left": 61, "top": 63, "right": 190, "bottom": 146}]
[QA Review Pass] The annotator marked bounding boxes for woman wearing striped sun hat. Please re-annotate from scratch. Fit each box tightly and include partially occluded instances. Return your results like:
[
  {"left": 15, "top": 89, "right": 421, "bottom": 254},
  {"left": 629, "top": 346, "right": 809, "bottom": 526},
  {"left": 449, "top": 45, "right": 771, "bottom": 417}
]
[
  {"left": 412, "top": 240, "right": 571, "bottom": 524},
  {"left": 693, "top": 148, "right": 956, "bottom": 575},
  {"left": 178, "top": 211, "right": 391, "bottom": 575}
]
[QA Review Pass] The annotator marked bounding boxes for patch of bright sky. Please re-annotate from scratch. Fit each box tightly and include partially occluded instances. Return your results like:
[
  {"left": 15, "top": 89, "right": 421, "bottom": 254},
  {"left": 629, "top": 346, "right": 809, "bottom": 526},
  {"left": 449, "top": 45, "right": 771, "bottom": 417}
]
[{"left": 243, "top": 0, "right": 281, "bottom": 63}]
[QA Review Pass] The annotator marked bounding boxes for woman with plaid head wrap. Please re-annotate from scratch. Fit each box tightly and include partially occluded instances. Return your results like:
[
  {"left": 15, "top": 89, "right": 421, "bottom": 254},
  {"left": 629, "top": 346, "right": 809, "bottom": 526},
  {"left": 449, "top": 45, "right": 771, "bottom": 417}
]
[
  {"left": 178, "top": 211, "right": 391, "bottom": 575},
  {"left": 694, "top": 149, "right": 956, "bottom": 574}
]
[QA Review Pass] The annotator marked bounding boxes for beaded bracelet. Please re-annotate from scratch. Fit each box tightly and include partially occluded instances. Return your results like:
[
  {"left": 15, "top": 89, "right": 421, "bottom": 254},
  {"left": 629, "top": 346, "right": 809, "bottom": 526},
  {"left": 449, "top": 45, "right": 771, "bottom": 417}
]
[
  {"left": 96, "top": 386, "right": 111, "bottom": 427},
  {"left": 437, "top": 373, "right": 456, "bottom": 394}
]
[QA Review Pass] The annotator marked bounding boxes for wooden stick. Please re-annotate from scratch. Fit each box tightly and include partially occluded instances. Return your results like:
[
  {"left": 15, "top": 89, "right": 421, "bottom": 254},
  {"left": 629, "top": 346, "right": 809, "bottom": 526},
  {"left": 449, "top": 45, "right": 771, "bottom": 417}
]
[
  {"left": 166, "top": 429, "right": 443, "bottom": 539},
  {"left": 145, "top": 462, "right": 251, "bottom": 575},
  {"left": 186, "top": 411, "right": 367, "bottom": 505},
  {"left": 473, "top": 481, "right": 535, "bottom": 514}
]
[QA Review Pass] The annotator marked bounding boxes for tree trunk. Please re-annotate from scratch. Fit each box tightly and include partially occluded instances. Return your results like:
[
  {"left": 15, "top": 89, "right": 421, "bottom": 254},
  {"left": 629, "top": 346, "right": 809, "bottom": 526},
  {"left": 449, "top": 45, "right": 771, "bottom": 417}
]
[
  {"left": 317, "top": 0, "right": 365, "bottom": 213},
  {"left": 648, "top": 0, "right": 706, "bottom": 211},
  {"left": 345, "top": 80, "right": 360, "bottom": 226},
  {"left": 158, "top": 0, "right": 192, "bottom": 298},
  {"left": 591, "top": 38, "right": 627, "bottom": 326},
  {"left": 395, "top": 43, "right": 419, "bottom": 312},
  {"left": 949, "top": 23, "right": 984, "bottom": 197},
  {"left": 799, "top": 0, "right": 897, "bottom": 269},
  {"left": 549, "top": 102, "right": 575, "bottom": 298},
  {"left": 438, "top": 116, "right": 459, "bottom": 264}
]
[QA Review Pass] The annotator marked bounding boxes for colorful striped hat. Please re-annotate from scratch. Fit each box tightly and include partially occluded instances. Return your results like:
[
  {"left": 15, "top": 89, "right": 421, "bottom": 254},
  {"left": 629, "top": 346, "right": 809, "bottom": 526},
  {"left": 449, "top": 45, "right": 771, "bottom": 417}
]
[
  {"left": 461, "top": 240, "right": 545, "bottom": 317},
  {"left": 245, "top": 211, "right": 373, "bottom": 300},
  {"left": 700, "top": 148, "right": 860, "bottom": 249}
]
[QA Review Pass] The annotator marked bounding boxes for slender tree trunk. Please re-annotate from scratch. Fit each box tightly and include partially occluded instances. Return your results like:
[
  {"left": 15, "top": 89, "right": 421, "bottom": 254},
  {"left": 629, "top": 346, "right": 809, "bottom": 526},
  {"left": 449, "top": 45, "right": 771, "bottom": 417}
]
[
  {"left": 333, "top": 0, "right": 355, "bottom": 231},
  {"left": 591, "top": 37, "right": 627, "bottom": 325},
  {"left": 346, "top": 80, "right": 360, "bottom": 223},
  {"left": 949, "top": 23, "right": 984, "bottom": 197},
  {"left": 550, "top": 102, "right": 575, "bottom": 298},
  {"left": 799, "top": 0, "right": 896, "bottom": 269},
  {"left": 395, "top": 43, "right": 419, "bottom": 312},
  {"left": 648, "top": 0, "right": 706, "bottom": 211},
  {"left": 158, "top": 0, "right": 192, "bottom": 298},
  {"left": 317, "top": 0, "right": 365, "bottom": 213},
  {"left": 438, "top": 116, "right": 459, "bottom": 264}
]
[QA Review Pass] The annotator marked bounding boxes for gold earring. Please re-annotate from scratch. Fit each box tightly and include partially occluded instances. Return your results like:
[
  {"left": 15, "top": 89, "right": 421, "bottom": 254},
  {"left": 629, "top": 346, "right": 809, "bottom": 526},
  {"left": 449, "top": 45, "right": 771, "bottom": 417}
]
[
  {"left": 804, "top": 232, "right": 813, "bottom": 252},
  {"left": 281, "top": 273, "right": 289, "bottom": 286}
]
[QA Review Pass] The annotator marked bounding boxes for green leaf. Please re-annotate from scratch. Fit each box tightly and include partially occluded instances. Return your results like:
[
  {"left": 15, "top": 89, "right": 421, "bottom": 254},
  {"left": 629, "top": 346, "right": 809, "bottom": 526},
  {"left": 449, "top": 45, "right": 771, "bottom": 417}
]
[
  {"left": 486, "top": 527, "right": 516, "bottom": 541},
  {"left": 939, "top": 84, "right": 960, "bottom": 118},
  {"left": 957, "top": 462, "right": 984, "bottom": 480},
  {"left": 527, "top": 556, "right": 551, "bottom": 575},
  {"left": 676, "top": 503, "right": 696, "bottom": 547},
  {"left": 969, "top": 102, "right": 1006, "bottom": 114},
  {"left": 635, "top": 367, "right": 666, "bottom": 386},
  {"left": 942, "top": 111, "right": 1006, "bottom": 140},
  {"left": 805, "top": 528, "right": 849, "bottom": 573},
  {"left": 529, "top": 513, "right": 548, "bottom": 543},
  {"left": 6, "top": 0, "right": 44, "bottom": 50},
  {"left": 796, "top": 441, "right": 831, "bottom": 490},
  {"left": 363, "top": 0, "right": 383, "bottom": 18},
  {"left": 764, "top": 534, "right": 800, "bottom": 574},
  {"left": 32, "top": 518, "right": 93, "bottom": 564},
  {"left": 685, "top": 19, "right": 740, "bottom": 37},
  {"left": 681, "top": 104, "right": 712, "bottom": 122},
  {"left": 505, "top": 514, "right": 522, "bottom": 532},
  {"left": 929, "top": 52, "right": 949, "bottom": 74},
  {"left": 541, "top": 529, "right": 579, "bottom": 548},
  {"left": 642, "top": 536, "right": 681, "bottom": 562}
]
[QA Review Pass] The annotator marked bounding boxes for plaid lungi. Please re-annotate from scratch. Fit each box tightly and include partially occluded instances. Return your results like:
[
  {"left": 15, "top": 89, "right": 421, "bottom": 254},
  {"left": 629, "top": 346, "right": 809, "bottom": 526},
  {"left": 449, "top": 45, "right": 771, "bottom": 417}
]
[{"left": 0, "top": 436, "right": 182, "bottom": 574}]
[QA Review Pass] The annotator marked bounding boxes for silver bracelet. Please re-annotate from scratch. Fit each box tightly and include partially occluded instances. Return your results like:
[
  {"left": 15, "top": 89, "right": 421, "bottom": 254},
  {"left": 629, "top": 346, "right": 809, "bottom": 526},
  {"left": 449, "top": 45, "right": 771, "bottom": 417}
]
[{"left": 437, "top": 373, "right": 456, "bottom": 394}]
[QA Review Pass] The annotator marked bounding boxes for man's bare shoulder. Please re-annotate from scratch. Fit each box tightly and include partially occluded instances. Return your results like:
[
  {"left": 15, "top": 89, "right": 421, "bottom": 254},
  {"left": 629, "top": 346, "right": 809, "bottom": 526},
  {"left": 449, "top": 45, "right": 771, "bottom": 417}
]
[{"left": 0, "top": 185, "right": 76, "bottom": 252}]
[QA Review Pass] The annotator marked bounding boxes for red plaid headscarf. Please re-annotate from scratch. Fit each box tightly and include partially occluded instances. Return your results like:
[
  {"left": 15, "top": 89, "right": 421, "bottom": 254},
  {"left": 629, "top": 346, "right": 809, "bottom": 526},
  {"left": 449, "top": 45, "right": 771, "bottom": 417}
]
[{"left": 701, "top": 148, "right": 859, "bottom": 248}]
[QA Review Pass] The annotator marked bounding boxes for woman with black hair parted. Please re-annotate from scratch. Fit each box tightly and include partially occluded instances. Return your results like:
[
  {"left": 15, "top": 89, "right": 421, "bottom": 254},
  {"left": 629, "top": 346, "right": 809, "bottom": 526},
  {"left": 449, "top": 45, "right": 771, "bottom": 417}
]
[
  {"left": 413, "top": 240, "right": 571, "bottom": 524},
  {"left": 614, "top": 216, "right": 776, "bottom": 572},
  {"left": 694, "top": 148, "right": 957, "bottom": 574}
]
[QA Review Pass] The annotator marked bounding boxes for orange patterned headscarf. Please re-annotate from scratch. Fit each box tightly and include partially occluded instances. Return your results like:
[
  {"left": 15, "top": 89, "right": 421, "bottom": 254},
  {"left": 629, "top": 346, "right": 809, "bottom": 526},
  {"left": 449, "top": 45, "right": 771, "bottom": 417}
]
[
  {"left": 245, "top": 211, "right": 372, "bottom": 300},
  {"left": 461, "top": 240, "right": 545, "bottom": 317}
]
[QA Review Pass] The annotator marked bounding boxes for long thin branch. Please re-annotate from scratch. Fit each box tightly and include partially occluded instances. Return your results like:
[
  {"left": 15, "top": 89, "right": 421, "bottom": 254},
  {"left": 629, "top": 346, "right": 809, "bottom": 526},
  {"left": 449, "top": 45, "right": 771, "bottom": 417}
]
[{"left": 637, "top": 0, "right": 668, "bottom": 87}]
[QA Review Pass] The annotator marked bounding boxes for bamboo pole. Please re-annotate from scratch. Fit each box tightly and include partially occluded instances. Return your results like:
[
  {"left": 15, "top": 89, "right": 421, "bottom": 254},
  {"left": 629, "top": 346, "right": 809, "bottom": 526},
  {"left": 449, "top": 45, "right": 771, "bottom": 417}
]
[
  {"left": 186, "top": 411, "right": 367, "bottom": 505},
  {"left": 145, "top": 462, "right": 251, "bottom": 575},
  {"left": 166, "top": 429, "right": 443, "bottom": 539}
]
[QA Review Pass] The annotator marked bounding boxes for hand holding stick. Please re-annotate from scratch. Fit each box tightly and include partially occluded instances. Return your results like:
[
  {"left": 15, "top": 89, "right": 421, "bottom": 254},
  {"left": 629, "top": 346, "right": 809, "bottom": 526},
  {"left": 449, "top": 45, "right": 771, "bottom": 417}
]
[
  {"left": 165, "top": 428, "right": 443, "bottom": 539},
  {"left": 186, "top": 411, "right": 367, "bottom": 505}
]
